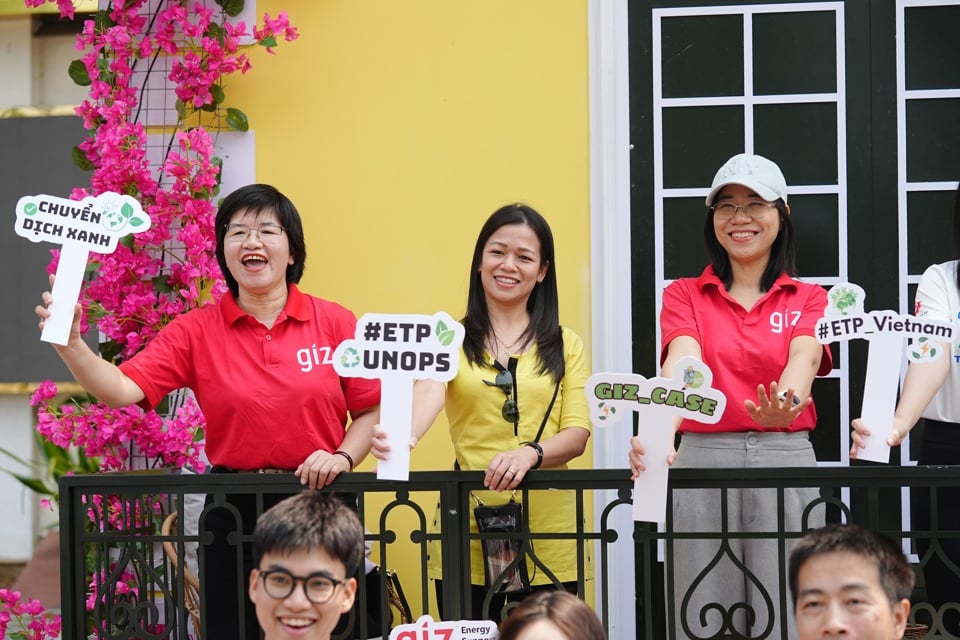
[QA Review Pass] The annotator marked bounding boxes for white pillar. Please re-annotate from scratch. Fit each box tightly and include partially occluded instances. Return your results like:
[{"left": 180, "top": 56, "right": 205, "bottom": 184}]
[
  {"left": 589, "top": 0, "right": 635, "bottom": 635},
  {"left": 0, "top": 394, "right": 39, "bottom": 561},
  {"left": 0, "top": 17, "right": 33, "bottom": 109}
]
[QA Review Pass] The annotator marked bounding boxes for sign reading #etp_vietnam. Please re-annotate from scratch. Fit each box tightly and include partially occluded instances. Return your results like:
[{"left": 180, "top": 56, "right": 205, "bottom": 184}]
[
  {"left": 815, "top": 283, "right": 953, "bottom": 463},
  {"left": 15, "top": 192, "right": 151, "bottom": 346},
  {"left": 333, "top": 312, "right": 464, "bottom": 481}
]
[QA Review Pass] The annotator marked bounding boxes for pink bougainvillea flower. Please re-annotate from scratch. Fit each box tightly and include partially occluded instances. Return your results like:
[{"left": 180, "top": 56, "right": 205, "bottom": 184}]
[
  {"left": 21, "top": 0, "right": 296, "bottom": 480},
  {"left": 29, "top": 380, "right": 58, "bottom": 407},
  {"left": 18, "top": 1, "right": 296, "bottom": 631}
]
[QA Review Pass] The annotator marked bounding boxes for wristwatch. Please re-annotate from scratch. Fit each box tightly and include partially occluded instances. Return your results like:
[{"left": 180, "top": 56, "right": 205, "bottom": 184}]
[{"left": 777, "top": 390, "right": 801, "bottom": 406}]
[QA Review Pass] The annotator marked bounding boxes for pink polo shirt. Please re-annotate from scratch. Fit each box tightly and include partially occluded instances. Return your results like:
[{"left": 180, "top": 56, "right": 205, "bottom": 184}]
[
  {"left": 660, "top": 267, "right": 832, "bottom": 433},
  {"left": 119, "top": 284, "right": 380, "bottom": 469}
]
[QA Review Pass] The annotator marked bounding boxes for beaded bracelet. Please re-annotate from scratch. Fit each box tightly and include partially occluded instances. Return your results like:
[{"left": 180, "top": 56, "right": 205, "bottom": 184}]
[
  {"left": 333, "top": 450, "right": 355, "bottom": 469},
  {"left": 523, "top": 442, "right": 544, "bottom": 469}
]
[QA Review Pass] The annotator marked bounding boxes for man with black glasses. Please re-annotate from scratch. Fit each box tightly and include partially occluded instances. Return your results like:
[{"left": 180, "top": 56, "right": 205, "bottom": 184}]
[{"left": 249, "top": 491, "right": 364, "bottom": 640}]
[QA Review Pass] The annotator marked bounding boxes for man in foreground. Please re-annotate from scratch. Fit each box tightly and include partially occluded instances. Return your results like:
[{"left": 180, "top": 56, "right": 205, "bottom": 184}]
[
  {"left": 789, "top": 523, "right": 914, "bottom": 639},
  {"left": 249, "top": 491, "right": 364, "bottom": 640}
]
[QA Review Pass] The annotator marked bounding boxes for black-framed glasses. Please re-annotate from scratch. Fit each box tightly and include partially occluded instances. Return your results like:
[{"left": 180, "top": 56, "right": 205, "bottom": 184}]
[
  {"left": 484, "top": 369, "right": 519, "bottom": 425},
  {"left": 257, "top": 568, "right": 346, "bottom": 604},
  {"left": 224, "top": 223, "right": 287, "bottom": 244},
  {"left": 710, "top": 201, "right": 775, "bottom": 221}
]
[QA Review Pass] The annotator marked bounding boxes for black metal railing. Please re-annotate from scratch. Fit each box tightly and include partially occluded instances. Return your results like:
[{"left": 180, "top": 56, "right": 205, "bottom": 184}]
[{"left": 58, "top": 466, "right": 960, "bottom": 639}]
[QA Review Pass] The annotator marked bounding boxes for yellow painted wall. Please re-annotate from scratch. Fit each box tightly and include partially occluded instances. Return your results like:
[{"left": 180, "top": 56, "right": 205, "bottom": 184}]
[
  {"left": 230, "top": 0, "right": 593, "bottom": 615},
  {"left": 0, "top": 0, "right": 95, "bottom": 15}
]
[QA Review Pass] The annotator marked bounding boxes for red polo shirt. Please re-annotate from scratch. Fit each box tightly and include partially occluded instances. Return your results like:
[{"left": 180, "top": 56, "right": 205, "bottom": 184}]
[
  {"left": 119, "top": 284, "right": 380, "bottom": 469},
  {"left": 660, "top": 267, "right": 832, "bottom": 433}
]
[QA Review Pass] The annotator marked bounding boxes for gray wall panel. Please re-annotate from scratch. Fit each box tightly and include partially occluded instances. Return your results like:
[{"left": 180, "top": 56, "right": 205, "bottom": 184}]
[{"left": 1, "top": 115, "right": 96, "bottom": 383}]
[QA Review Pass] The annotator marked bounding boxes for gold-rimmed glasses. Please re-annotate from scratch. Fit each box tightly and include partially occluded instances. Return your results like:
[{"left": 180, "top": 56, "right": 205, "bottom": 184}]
[{"left": 224, "top": 223, "right": 286, "bottom": 244}]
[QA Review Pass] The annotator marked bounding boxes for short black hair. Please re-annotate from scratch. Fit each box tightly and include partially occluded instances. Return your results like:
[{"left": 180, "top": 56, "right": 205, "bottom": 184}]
[
  {"left": 789, "top": 523, "right": 915, "bottom": 609},
  {"left": 252, "top": 491, "right": 364, "bottom": 578},
  {"left": 214, "top": 183, "right": 307, "bottom": 297}
]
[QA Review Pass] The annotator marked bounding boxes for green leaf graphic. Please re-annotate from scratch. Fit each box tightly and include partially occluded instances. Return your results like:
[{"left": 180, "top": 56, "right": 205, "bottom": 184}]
[
  {"left": 438, "top": 329, "right": 455, "bottom": 347},
  {"left": 830, "top": 287, "right": 858, "bottom": 315},
  {"left": 122, "top": 202, "right": 134, "bottom": 218},
  {"left": 130, "top": 216, "right": 146, "bottom": 227}
]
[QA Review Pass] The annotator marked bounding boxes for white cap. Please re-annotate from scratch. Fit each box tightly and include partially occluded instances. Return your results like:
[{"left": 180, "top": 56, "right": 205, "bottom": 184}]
[{"left": 705, "top": 153, "right": 788, "bottom": 205}]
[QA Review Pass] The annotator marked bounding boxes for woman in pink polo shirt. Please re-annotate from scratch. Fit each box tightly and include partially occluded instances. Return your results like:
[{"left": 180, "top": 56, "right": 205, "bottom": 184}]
[{"left": 628, "top": 153, "right": 832, "bottom": 640}]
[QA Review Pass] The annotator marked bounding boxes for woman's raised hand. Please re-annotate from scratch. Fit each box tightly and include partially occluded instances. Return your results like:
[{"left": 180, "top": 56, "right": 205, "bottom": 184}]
[{"left": 744, "top": 382, "right": 811, "bottom": 429}]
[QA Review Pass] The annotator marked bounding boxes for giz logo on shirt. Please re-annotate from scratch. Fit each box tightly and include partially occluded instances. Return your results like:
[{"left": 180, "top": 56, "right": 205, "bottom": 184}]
[
  {"left": 296, "top": 344, "right": 334, "bottom": 372},
  {"left": 770, "top": 309, "right": 801, "bottom": 334}
]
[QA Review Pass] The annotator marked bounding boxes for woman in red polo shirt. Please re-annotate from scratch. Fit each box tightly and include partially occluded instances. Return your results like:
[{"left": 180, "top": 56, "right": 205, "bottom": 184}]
[
  {"left": 628, "top": 153, "right": 832, "bottom": 640},
  {"left": 36, "top": 183, "right": 380, "bottom": 640}
]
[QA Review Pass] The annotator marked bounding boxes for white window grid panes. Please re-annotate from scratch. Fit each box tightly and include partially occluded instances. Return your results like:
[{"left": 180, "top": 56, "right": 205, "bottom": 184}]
[{"left": 651, "top": 2, "right": 848, "bottom": 463}]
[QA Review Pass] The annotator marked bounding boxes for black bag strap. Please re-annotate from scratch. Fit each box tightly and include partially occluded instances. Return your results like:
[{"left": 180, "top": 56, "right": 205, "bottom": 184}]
[
  {"left": 455, "top": 329, "right": 563, "bottom": 467},
  {"left": 455, "top": 371, "right": 559, "bottom": 472},
  {"left": 532, "top": 378, "right": 560, "bottom": 445}
]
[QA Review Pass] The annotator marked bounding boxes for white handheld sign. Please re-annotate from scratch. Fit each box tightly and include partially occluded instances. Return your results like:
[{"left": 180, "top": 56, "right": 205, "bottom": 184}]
[
  {"left": 333, "top": 312, "right": 464, "bottom": 481},
  {"left": 586, "top": 356, "right": 726, "bottom": 523},
  {"left": 815, "top": 282, "right": 953, "bottom": 463},
  {"left": 15, "top": 192, "right": 151, "bottom": 346},
  {"left": 389, "top": 614, "right": 498, "bottom": 640}
]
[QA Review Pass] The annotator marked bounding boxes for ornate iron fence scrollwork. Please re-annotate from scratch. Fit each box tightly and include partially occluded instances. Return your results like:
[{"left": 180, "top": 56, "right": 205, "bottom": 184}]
[{"left": 58, "top": 467, "right": 960, "bottom": 639}]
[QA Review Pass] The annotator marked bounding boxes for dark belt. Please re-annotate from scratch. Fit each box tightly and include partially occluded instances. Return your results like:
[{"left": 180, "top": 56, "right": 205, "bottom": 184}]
[{"left": 210, "top": 465, "right": 292, "bottom": 474}]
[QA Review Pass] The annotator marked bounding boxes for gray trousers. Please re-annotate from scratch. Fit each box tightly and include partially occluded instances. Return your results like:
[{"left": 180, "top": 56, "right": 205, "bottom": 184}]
[{"left": 666, "top": 431, "right": 824, "bottom": 640}]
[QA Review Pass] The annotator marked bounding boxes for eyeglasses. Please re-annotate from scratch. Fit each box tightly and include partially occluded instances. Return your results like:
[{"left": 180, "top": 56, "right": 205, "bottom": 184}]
[
  {"left": 257, "top": 568, "right": 346, "bottom": 604},
  {"left": 224, "top": 223, "right": 286, "bottom": 244},
  {"left": 710, "top": 201, "right": 776, "bottom": 221},
  {"left": 484, "top": 369, "right": 520, "bottom": 425}
]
